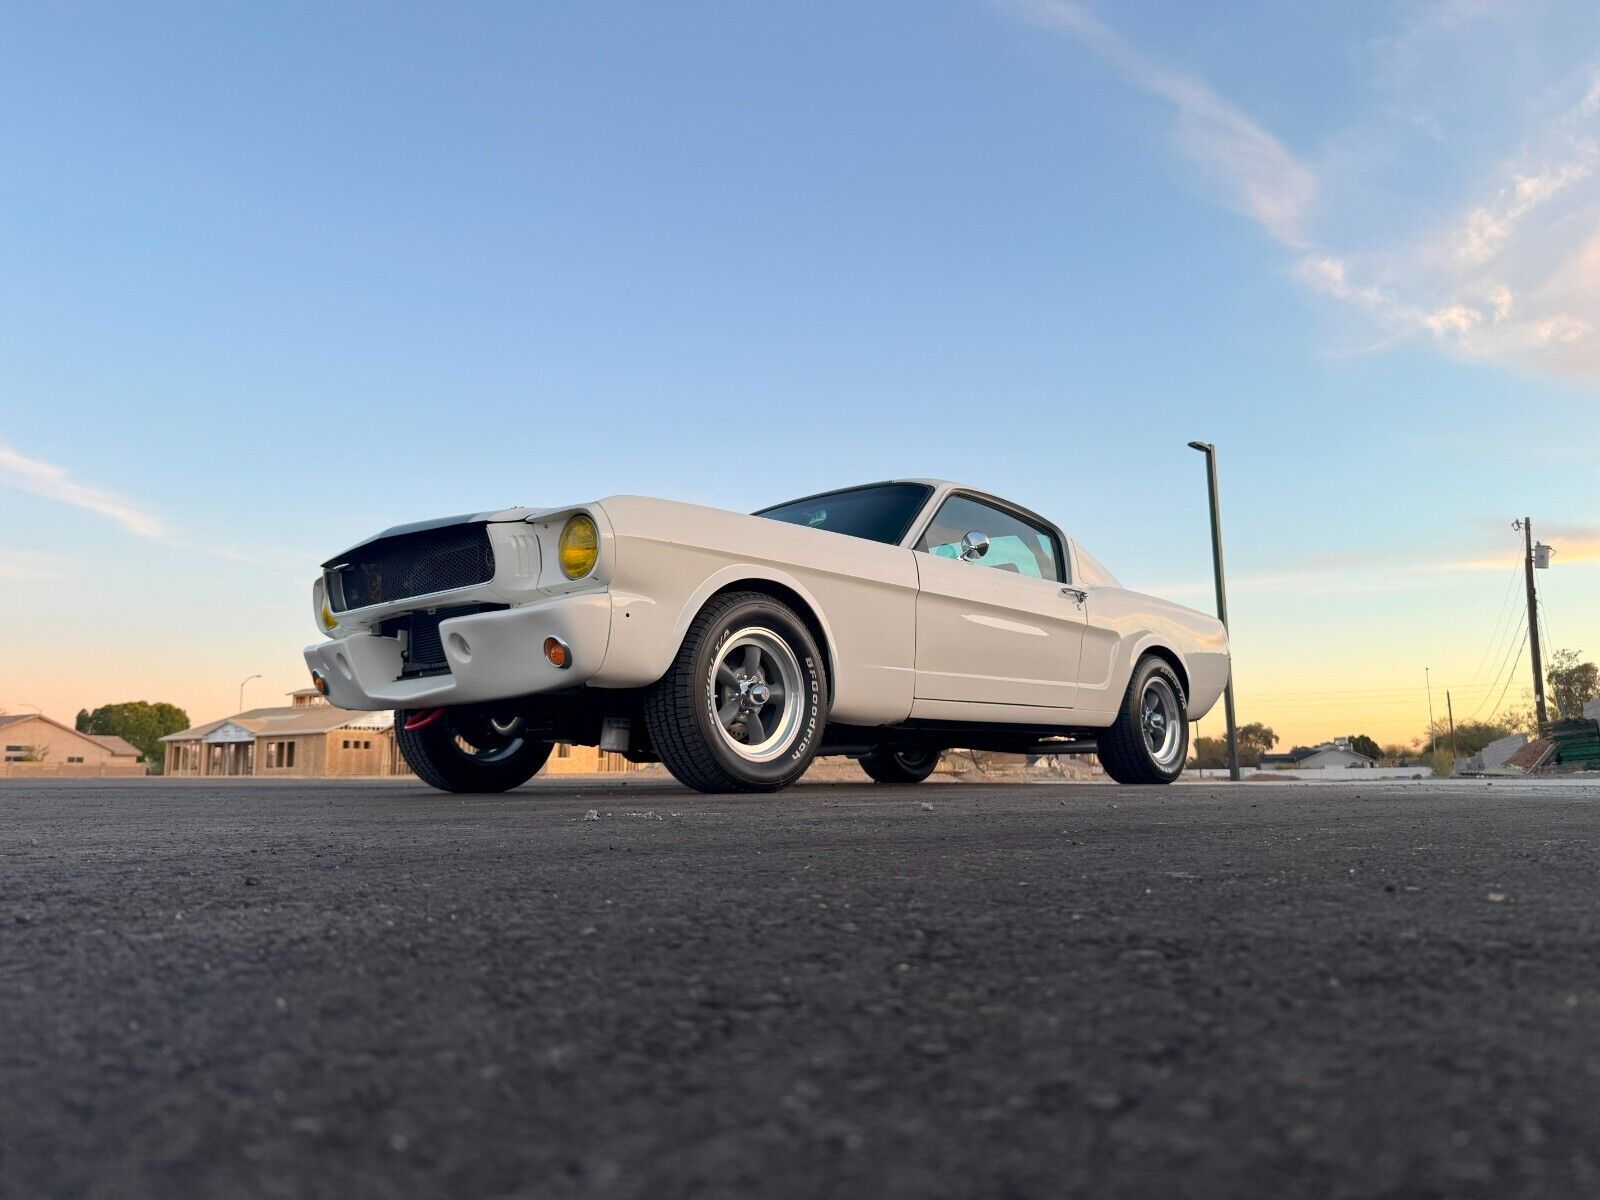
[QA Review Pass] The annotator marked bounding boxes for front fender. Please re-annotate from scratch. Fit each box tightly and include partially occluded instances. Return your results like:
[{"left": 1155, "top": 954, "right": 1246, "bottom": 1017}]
[{"left": 661, "top": 563, "right": 842, "bottom": 689}]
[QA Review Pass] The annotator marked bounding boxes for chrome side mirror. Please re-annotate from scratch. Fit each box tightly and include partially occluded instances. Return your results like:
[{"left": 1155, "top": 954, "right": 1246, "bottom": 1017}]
[{"left": 960, "top": 531, "right": 990, "bottom": 562}]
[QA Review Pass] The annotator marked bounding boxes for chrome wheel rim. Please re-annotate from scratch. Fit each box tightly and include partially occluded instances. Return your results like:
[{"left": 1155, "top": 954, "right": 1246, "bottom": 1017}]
[
  {"left": 1141, "top": 677, "right": 1184, "bottom": 769},
  {"left": 710, "top": 627, "right": 804, "bottom": 763}
]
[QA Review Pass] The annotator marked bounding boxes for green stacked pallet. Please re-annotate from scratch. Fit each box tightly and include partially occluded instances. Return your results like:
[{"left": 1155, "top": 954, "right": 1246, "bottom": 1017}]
[{"left": 1542, "top": 718, "right": 1600, "bottom": 767}]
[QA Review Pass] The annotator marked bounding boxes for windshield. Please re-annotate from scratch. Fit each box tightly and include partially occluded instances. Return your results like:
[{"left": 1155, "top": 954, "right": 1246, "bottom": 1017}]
[{"left": 755, "top": 483, "right": 933, "bottom": 546}]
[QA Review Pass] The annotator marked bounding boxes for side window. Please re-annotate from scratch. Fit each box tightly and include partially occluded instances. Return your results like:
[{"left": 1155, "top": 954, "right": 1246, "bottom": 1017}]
[{"left": 916, "top": 495, "right": 1063, "bottom": 582}]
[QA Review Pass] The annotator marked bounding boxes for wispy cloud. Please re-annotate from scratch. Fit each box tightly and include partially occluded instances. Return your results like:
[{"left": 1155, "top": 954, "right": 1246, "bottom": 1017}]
[
  {"left": 1144, "top": 526, "right": 1600, "bottom": 602},
  {"left": 1305, "top": 69, "right": 1600, "bottom": 376},
  {"left": 1013, "top": 0, "right": 1316, "bottom": 247},
  {"left": 1368, "top": 0, "right": 1499, "bottom": 89},
  {"left": 0, "top": 441, "right": 167, "bottom": 539},
  {"left": 0, "top": 440, "right": 305, "bottom": 568},
  {"left": 1012, "top": 2, "right": 1600, "bottom": 384},
  {"left": 0, "top": 549, "right": 62, "bottom": 583}
]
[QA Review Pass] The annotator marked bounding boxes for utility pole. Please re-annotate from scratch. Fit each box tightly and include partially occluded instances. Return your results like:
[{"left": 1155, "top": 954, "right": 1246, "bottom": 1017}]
[
  {"left": 1446, "top": 691, "right": 1457, "bottom": 763},
  {"left": 1425, "top": 667, "right": 1437, "bottom": 755},
  {"left": 1514, "top": 519, "right": 1548, "bottom": 727},
  {"left": 239, "top": 674, "right": 261, "bottom": 714},
  {"left": 1188, "top": 442, "right": 1240, "bottom": 781}
]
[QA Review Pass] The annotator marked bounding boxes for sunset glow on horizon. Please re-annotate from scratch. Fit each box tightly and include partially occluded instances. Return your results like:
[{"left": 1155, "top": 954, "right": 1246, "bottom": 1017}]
[{"left": 3, "top": 2, "right": 1597, "bottom": 753}]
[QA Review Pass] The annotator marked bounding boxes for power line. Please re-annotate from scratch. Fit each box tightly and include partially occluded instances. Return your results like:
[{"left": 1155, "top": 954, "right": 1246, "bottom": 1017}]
[
  {"left": 1250, "top": 696, "right": 1520, "bottom": 711},
  {"left": 1461, "top": 557, "right": 1527, "bottom": 691},
  {"left": 1465, "top": 582, "right": 1528, "bottom": 695},
  {"left": 1467, "top": 602, "right": 1529, "bottom": 721},
  {"left": 1244, "top": 680, "right": 1528, "bottom": 698},
  {"left": 1255, "top": 683, "right": 1535, "bottom": 702},
  {"left": 1485, "top": 628, "right": 1530, "bottom": 724}
]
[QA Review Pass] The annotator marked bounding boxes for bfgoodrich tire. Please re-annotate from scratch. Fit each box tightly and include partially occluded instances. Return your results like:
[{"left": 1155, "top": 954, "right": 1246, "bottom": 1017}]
[
  {"left": 643, "top": 591, "right": 828, "bottom": 794},
  {"left": 396, "top": 709, "right": 553, "bottom": 793},
  {"left": 1097, "top": 656, "right": 1189, "bottom": 785},
  {"left": 860, "top": 747, "right": 940, "bottom": 784}
]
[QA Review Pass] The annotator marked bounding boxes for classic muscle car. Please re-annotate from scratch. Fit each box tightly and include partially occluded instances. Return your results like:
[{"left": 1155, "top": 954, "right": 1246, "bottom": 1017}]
[{"left": 304, "top": 481, "right": 1229, "bottom": 793}]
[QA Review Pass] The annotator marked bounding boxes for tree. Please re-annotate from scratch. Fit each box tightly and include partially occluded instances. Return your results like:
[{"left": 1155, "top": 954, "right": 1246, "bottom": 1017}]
[
  {"left": 1421, "top": 719, "right": 1517, "bottom": 759},
  {"left": 1381, "top": 741, "right": 1416, "bottom": 761},
  {"left": 1236, "top": 723, "right": 1278, "bottom": 766},
  {"left": 1188, "top": 723, "right": 1277, "bottom": 769},
  {"left": 1190, "top": 736, "right": 1227, "bottom": 769},
  {"left": 1348, "top": 733, "right": 1382, "bottom": 762},
  {"left": 1546, "top": 649, "right": 1599, "bottom": 721},
  {"left": 76, "top": 702, "right": 190, "bottom": 771},
  {"left": 1498, "top": 696, "right": 1540, "bottom": 738}
]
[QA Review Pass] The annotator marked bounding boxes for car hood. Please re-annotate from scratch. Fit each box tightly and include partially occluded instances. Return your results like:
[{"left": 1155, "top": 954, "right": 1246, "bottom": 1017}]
[{"left": 320, "top": 506, "right": 563, "bottom": 568}]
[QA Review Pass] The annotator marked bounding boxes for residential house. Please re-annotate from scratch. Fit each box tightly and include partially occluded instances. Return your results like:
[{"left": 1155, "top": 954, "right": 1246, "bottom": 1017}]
[
  {"left": 161, "top": 688, "right": 642, "bottom": 778},
  {"left": 162, "top": 689, "right": 407, "bottom": 777},
  {"left": 1259, "top": 738, "right": 1377, "bottom": 770},
  {"left": 0, "top": 713, "right": 144, "bottom": 777}
]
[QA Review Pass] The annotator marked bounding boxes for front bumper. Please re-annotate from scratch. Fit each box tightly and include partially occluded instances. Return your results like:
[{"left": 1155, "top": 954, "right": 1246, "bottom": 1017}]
[{"left": 303, "top": 591, "right": 612, "bottom": 710}]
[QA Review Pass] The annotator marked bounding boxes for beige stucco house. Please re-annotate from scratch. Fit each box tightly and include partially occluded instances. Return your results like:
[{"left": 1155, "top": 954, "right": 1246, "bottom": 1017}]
[
  {"left": 0, "top": 713, "right": 144, "bottom": 777},
  {"left": 162, "top": 689, "right": 641, "bottom": 778},
  {"left": 162, "top": 689, "right": 408, "bottom": 777}
]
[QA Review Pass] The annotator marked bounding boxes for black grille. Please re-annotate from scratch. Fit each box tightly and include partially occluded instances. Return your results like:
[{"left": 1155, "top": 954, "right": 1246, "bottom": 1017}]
[
  {"left": 404, "top": 612, "right": 448, "bottom": 677},
  {"left": 333, "top": 524, "right": 495, "bottom": 610},
  {"left": 379, "top": 604, "right": 508, "bottom": 679}
]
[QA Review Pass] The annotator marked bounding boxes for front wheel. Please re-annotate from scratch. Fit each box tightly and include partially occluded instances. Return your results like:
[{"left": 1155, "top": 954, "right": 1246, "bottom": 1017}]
[
  {"left": 860, "top": 747, "right": 940, "bottom": 784},
  {"left": 643, "top": 591, "right": 828, "bottom": 793},
  {"left": 396, "top": 709, "right": 553, "bottom": 793},
  {"left": 1097, "top": 657, "right": 1189, "bottom": 785}
]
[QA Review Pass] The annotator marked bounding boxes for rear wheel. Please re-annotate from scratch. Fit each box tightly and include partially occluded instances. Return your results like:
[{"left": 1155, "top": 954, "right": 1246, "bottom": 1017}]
[
  {"left": 860, "top": 746, "right": 940, "bottom": 784},
  {"left": 1097, "top": 657, "right": 1188, "bottom": 785},
  {"left": 396, "top": 709, "right": 552, "bottom": 793},
  {"left": 643, "top": 591, "right": 828, "bottom": 793}
]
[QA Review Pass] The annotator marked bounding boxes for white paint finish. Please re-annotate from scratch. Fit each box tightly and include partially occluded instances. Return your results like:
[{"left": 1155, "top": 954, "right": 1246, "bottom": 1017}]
[
  {"left": 1067, "top": 539, "right": 1122, "bottom": 589},
  {"left": 911, "top": 550, "right": 1085, "bottom": 709},
  {"left": 1073, "top": 585, "right": 1229, "bottom": 720},
  {"left": 304, "top": 592, "right": 612, "bottom": 709},
  {"left": 307, "top": 480, "right": 1230, "bottom": 734},
  {"left": 589, "top": 495, "right": 920, "bottom": 725},
  {"left": 317, "top": 506, "right": 614, "bottom": 636},
  {"left": 965, "top": 613, "right": 1050, "bottom": 637},
  {"left": 907, "top": 697, "right": 1101, "bottom": 725}
]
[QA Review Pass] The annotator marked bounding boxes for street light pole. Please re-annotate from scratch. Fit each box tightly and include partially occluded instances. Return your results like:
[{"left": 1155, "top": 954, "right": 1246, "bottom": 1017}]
[
  {"left": 1187, "top": 441, "right": 1240, "bottom": 781},
  {"left": 238, "top": 674, "right": 261, "bottom": 714},
  {"left": 1425, "top": 667, "right": 1436, "bottom": 755}
]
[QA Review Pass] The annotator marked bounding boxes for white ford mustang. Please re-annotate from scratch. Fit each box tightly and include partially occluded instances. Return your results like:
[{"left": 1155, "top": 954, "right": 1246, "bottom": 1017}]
[{"left": 304, "top": 481, "right": 1229, "bottom": 793}]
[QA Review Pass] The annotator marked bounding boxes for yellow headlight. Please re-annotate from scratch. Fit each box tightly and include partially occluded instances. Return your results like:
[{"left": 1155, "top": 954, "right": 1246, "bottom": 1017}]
[
  {"left": 559, "top": 514, "right": 599, "bottom": 579},
  {"left": 320, "top": 601, "right": 338, "bottom": 631}
]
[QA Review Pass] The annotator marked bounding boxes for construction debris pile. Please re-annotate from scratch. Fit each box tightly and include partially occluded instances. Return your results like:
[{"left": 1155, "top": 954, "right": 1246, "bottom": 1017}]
[{"left": 1543, "top": 718, "right": 1600, "bottom": 771}]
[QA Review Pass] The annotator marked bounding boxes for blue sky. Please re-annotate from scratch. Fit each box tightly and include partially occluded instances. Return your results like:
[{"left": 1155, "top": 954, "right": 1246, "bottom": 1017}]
[{"left": 3, "top": 1, "right": 1597, "bottom": 743}]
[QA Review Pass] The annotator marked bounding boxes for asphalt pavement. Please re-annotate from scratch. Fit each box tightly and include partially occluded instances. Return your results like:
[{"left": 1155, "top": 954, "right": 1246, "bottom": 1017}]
[{"left": 3, "top": 775, "right": 1599, "bottom": 1199}]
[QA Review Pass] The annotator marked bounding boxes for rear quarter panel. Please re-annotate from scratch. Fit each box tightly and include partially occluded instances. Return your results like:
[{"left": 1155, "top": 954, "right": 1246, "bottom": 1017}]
[
  {"left": 1076, "top": 588, "right": 1229, "bottom": 722},
  {"left": 591, "top": 496, "right": 920, "bottom": 725}
]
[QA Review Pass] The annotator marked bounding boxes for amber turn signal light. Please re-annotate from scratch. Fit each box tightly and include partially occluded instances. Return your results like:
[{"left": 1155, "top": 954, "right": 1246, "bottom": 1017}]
[
  {"left": 310, "top": 670, "right": 329, "bottom": 695},
  {"left": 544, "top": 637, "right": 572, "bottom": 669}
]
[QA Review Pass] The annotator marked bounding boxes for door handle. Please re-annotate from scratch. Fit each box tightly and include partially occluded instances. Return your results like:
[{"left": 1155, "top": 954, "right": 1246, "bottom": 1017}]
[{"left": 1061, "top": 586, "right": 1087, "bottom": 605}]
